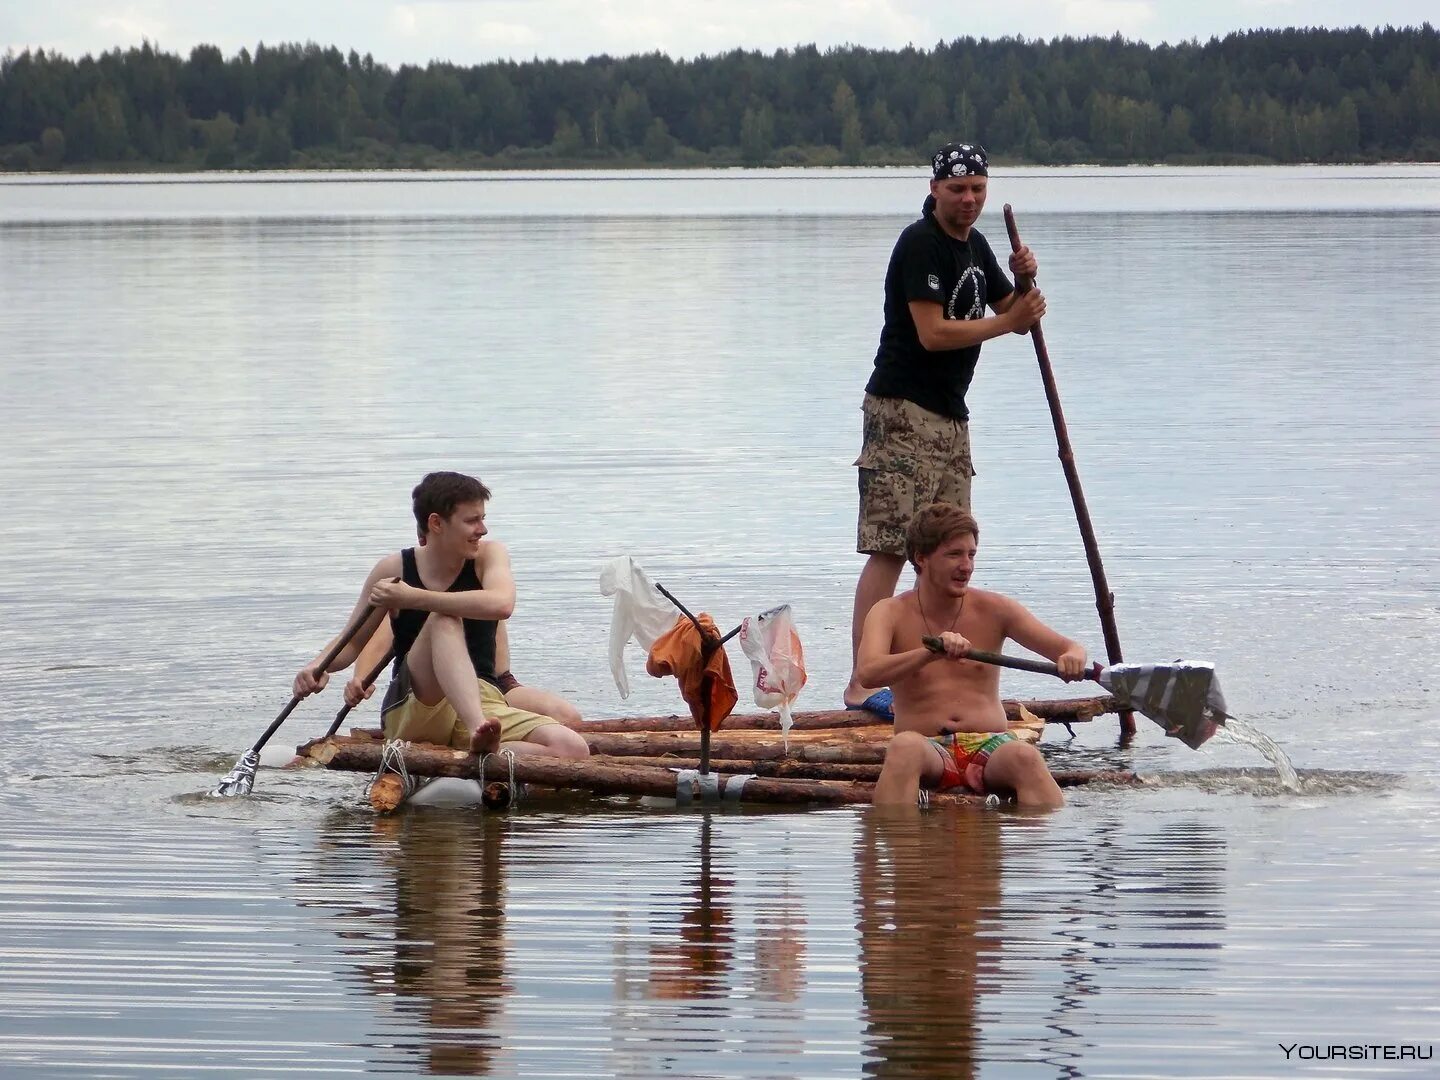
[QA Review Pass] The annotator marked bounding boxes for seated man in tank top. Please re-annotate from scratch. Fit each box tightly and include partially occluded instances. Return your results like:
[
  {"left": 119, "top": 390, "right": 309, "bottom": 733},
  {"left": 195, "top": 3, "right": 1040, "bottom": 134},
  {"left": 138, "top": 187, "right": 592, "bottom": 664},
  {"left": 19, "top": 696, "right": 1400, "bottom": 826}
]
[
  {"left": 342, "top": 619, "right": 583, "bottom": 729},
  {"left": 292, "top": 471, "right": 589, "bottom": 760},
  {"left": 858, "top": 503, "right": 1086, "bottom": 810}
]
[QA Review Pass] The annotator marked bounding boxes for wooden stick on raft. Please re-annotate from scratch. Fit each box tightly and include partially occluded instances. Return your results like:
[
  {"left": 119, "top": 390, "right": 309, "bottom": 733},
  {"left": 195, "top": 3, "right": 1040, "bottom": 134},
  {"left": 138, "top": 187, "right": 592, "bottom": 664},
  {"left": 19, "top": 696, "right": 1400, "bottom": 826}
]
[
  {"left": 305, "top": 736, "right": 1142, "bottom": 813},
  {"left": 571, "top": 697, "right": 1118, "bottom": 732},
  {"left": 297, "top": 698, "right": 1120, "bottom": 757}
]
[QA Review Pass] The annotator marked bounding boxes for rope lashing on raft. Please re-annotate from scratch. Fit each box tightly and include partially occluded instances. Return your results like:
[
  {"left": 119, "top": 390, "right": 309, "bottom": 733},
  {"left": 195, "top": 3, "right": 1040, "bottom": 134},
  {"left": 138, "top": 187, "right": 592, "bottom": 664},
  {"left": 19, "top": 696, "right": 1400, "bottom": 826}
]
[
  {"left": 479, "top": 748, "right": 520, "bottom": 810},
  {"left": 368, "top": 739, "right": 415, "bottom": 802}
]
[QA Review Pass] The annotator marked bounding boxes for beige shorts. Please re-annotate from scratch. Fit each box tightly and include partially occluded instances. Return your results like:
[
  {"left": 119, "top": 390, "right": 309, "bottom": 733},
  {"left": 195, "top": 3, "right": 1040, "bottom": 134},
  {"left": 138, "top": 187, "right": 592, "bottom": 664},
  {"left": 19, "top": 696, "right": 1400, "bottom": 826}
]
[
  {"left": 855, "top": 393, "right": 973, "bottom": 556},
  {"left": 381, "top": 676, "right": 558, "bottom": 749}
]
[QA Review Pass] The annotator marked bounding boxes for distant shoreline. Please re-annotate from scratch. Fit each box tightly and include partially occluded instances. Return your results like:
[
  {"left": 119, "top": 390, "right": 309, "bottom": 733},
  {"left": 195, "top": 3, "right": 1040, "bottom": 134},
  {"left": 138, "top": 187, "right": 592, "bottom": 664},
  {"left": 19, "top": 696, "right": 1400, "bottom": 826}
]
[
  {"left": 6, "top": 160, "right": 1438, "bottom": 184},
  {"left": 5, "top": 28, "right": 1438, "bottom": 175}
]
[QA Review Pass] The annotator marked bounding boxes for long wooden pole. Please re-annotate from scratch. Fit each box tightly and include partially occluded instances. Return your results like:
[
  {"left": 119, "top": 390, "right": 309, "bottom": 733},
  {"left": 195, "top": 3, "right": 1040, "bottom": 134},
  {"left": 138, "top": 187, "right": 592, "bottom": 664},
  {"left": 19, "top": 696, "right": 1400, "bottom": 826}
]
[
  {"left": 1002, "top": 205, "right": 1135, "bottom": 739},
  {"left": 568, "top": 697, "right": 1117, "bottom": 732}
]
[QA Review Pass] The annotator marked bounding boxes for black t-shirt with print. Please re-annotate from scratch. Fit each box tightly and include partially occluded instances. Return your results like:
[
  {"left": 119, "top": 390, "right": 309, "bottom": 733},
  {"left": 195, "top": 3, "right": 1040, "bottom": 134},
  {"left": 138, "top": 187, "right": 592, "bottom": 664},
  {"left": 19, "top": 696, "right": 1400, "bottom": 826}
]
[{"left": 865, "top": 212, "right": 1014, "bottom": 421}]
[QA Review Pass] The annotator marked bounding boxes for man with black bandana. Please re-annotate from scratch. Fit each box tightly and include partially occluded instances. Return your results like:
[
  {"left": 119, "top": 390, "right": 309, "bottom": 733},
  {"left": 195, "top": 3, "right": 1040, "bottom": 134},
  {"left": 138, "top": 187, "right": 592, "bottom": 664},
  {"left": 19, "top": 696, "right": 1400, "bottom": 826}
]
[{"left": 843, "top": 142, "right": 1047, "bottom": 718}]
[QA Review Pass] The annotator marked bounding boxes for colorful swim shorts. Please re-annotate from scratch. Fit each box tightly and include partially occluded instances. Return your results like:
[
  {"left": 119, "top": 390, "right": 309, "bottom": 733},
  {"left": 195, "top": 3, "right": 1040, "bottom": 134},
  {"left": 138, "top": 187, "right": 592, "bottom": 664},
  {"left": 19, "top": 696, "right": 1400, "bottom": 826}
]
[{"left": 928, "top": 730, "right": 1020, "bottom": 794}]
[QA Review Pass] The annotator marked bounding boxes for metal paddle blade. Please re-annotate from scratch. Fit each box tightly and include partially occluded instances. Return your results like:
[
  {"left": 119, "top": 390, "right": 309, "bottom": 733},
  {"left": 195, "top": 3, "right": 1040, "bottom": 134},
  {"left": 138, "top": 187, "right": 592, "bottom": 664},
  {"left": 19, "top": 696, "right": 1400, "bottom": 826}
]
[
  {"left": 209, "top": 749, "right": 260, "bottom": 798},
  {"left": 1097, "top": 662, "right": 1229, "bottom": 750}
]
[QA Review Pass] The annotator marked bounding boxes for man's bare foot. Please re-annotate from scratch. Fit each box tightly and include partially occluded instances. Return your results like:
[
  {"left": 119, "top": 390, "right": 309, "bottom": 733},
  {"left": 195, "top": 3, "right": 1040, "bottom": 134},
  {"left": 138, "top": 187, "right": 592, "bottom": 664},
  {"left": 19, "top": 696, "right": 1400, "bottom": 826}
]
[
  {"left": 468, "top": 719, "right": 501, "bottom": 755},
  {"left": 842, "top": 678, "right": 872, "bottom": 709}
]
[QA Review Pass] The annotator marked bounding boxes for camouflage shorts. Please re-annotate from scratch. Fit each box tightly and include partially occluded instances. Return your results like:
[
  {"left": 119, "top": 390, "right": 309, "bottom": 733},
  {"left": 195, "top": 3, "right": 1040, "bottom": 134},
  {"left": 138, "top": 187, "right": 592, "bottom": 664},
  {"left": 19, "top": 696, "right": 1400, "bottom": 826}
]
[{"left": 854, "top": 393, "right": 973, "bottom": 556}]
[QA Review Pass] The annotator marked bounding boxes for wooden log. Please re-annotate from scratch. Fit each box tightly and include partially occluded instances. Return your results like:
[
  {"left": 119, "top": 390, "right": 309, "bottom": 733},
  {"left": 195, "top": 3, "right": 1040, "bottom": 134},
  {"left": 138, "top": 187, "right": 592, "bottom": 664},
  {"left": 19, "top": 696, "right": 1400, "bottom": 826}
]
[
  {"left": 584, "top": 755, "right": 1137, "bottom": 788},
  {"left": 292, "top": 728, "right": 881, "bottom": 760},
  {"left": 587, "top": 755, "right": 884, "bottom": 781},
  {"left": 312, "top": 736, "right": 900, "bottom": 811},
  {"left": 307, "top": 737, "right": 1141, "bottom": 812},
  {"left": 581, "top": 731, "right": 890, "bottom": 763},
  {"left": 301, "top": 696, "right": 1118, "bottom": 750},
  {"left": 572, "top": 697, "right": 1116, "bottom": 733}
]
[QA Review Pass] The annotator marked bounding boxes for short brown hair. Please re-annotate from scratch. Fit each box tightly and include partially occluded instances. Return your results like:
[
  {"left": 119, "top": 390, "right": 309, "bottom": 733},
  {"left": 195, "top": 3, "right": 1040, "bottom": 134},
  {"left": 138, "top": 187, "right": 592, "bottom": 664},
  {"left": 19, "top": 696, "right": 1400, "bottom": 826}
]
[
  {"left": 412, "top": 471, "right": 491, "bottom": 537},
  {"left": 905, "top": 502, "right": 980, "bottom": 570}
]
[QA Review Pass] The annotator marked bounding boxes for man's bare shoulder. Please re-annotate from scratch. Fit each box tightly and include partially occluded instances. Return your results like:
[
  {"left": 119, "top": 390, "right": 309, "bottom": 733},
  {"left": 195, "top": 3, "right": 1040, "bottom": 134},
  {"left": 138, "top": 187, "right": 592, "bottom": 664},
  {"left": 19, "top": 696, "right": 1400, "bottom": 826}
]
[
  {"left": 964, "top": 586, "right": 1016, "bottom": 610},
  {"left": 875, "top": 591, "right": 916, "bottom": 615},
  {"left": 476, "top": 539, "right": 510, "bottom": 563},
  {"left": 369, "top": 551, "right": 404, "bottom": 579}
]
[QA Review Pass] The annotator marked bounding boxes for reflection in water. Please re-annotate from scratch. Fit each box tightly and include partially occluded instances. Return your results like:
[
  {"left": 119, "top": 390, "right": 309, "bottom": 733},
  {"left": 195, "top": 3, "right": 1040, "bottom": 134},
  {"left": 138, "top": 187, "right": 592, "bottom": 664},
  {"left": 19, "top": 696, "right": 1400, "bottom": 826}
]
[
  {"left": 321, "top": 811, "right": 510, "bottom": 1076},
  {"left": 645, "top": 814, "right": 735, "bottom": 1001},
  {"left": 855, "top": 809, "right": 1230, "bottom": 1078},
  {"left": 1025, "top": 811, "right": 1228, "bottom": 1076},
  {"left": 604, "top": 812, "right": 810, "bottom": 1073},
  {"left": 857, "top": 810, "right": 1004, "bottom": 1079}
]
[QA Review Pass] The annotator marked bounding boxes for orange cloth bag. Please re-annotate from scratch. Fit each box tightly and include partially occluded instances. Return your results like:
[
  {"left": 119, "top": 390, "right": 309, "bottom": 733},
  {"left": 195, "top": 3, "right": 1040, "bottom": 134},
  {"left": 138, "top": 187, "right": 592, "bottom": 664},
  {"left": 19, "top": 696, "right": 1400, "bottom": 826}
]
[{"left": 645, "top": 614, "right": 739, "bottom": 732}]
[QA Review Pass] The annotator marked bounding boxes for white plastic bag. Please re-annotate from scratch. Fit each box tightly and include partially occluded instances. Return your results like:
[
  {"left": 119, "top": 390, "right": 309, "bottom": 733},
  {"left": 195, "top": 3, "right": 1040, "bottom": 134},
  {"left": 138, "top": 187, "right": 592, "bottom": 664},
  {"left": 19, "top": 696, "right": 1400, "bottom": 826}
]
[
  {"left": 599, "top": 556, "right": 677, "bottom": 699},
  {"left": 738, "top": 605, "right": 808, "bottom": 747}
]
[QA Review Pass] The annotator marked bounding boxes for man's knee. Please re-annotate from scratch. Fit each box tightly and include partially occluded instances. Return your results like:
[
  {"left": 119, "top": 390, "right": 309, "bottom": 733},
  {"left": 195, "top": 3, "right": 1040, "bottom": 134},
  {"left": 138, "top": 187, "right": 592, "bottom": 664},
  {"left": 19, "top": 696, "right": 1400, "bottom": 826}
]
[
  {"left": 884, "top": 731, "right": 934, "bottom": 773},
  {"left": 418, "top": 612, "right": 465, "bottom": 641},
  {"left": 549, "top": 700, "right": 582, "bottom": 727},
  {"left": 534, "top": 724, "right": 590, "bottom": 760},
  {"left": 987, "top": 740, "right": 1054, "bottom": 786}
]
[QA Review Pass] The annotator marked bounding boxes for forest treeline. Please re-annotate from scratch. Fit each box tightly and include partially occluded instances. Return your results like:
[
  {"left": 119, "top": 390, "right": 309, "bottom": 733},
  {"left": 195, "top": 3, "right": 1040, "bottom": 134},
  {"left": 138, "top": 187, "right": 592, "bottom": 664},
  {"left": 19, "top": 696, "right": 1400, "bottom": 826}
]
[{"left": 1, "top": 25, "right": 1437, "bottom": 171}]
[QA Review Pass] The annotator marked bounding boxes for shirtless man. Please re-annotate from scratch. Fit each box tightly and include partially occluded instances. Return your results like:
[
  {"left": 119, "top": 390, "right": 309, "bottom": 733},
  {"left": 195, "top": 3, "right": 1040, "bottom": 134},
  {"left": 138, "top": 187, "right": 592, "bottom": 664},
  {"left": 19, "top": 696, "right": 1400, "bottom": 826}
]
[
  {"left": 859, "top": 502, "right": 1085, "bottom": 809},
  {"left": 292, "top": 470, "right": 589, "bottom": 760}
]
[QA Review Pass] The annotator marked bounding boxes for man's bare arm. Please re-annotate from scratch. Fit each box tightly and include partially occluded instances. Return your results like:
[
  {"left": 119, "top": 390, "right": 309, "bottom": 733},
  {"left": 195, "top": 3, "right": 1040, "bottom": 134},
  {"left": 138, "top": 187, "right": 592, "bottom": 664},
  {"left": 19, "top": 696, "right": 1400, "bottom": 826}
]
[
  {"left": 909, "top": 291, "right": 1044, "bottom": 351},
  {"left": 293, "top": 554, "right": 400, "bottom": 697},
  {"left": 854, "top": 600, "right": 944, "bottom": 688},
  {"left": 495, "top": 619, "right": 512, "bottom": 672},
  {"left": 342, "top": 615, "right": 395, "bottom": 707},
  {"left": 368, "top": 541, "right": 516, "bottom": 621},
  {"left": 1002, "top": 598, "right": 1088, "bottom": 679}
]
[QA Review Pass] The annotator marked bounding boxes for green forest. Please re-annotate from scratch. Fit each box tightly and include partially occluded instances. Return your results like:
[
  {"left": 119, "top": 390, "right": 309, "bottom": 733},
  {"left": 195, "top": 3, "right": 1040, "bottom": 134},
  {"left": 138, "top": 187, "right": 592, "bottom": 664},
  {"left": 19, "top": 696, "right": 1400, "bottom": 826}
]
[{"left": 2, "top": 24, "right": 1437, "bottom": 171}]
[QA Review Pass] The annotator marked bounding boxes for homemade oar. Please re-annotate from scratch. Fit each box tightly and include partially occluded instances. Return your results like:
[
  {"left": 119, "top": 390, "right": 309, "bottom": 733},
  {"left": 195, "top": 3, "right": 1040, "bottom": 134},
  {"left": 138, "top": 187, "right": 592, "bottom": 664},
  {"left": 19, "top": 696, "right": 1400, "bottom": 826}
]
[
  {"left": 1003, "top": 204, "right": 1135, "bottom": 740},
  {"left": 921, "top": 637, "right": 1228, "bottom": 750},
  {"left": 321, "top": 646, "right": 397, "bottom": 740},
  {"left": 209, "top": 605, "right": 377, "bottom": 797}
]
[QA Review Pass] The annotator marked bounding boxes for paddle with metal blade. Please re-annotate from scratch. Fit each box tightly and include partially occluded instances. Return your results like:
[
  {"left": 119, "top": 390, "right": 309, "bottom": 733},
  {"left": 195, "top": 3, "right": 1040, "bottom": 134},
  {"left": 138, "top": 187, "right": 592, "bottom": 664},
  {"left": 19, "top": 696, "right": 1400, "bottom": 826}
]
[
  {"left": 921, "top": 637, "right": 1228, "bottom": 749},
  {"left": 321, "top": 646, "right": 397, "bottom": 741},
  {"left": 209, "top": 605, "right": 378, "bottom": 797}
]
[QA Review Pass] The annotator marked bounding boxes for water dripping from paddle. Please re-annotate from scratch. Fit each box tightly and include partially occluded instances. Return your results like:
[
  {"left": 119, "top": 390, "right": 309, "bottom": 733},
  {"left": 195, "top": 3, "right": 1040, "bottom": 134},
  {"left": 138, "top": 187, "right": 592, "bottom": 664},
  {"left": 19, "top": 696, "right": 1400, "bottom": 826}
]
[{"left": 1212, "top": 716, "right": 1300, "bottom": 790}]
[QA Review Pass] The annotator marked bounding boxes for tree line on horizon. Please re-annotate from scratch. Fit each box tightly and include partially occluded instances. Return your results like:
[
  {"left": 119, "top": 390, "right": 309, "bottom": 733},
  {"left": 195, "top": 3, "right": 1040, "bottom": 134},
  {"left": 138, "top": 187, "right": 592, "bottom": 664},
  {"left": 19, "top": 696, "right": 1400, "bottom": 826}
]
[{"left": 1, "top": 25, "right": 1438, "bottom": 172}]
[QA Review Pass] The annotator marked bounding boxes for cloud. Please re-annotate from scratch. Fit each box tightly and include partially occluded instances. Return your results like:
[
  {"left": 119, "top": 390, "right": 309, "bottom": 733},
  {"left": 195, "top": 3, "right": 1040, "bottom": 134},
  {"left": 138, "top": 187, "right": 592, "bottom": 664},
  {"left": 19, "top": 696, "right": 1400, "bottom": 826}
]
[
  {"left": 1, "top": 0, "right": 1434, "bottom": 66},
  {"left": 1058, "top": 0, "right": 1157, "bottom": 36}
]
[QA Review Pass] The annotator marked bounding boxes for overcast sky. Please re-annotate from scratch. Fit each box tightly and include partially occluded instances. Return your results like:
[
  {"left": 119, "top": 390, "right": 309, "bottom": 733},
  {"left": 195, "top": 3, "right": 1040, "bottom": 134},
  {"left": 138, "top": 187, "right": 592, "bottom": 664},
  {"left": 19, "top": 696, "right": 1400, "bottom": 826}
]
[{"left": 2, "top": 1, "right": 1434, "bottom": 67}]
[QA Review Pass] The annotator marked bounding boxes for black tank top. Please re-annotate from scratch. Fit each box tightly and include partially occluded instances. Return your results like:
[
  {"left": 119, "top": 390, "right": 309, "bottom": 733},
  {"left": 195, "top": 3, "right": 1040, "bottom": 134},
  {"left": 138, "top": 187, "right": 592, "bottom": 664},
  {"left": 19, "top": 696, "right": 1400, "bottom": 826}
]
[{"left": 389, "top": 547, "right": 499, "bottom": 685}]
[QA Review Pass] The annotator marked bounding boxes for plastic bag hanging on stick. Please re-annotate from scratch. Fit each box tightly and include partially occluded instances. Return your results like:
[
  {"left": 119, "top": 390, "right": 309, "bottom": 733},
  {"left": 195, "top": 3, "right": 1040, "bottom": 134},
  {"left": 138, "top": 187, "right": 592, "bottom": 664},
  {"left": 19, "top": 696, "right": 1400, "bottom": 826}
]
[
  {"left": 738, "top": 605, "right": 807, "bottom": 749},
  {"left": 600, "top": 556, "right": 677, "bottom": 698}
]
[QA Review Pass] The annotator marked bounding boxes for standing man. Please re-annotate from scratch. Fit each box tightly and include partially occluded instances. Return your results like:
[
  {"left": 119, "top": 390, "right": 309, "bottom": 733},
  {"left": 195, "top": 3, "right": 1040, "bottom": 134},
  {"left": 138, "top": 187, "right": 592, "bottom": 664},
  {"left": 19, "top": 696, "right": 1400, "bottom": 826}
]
[{"left": 844, "top": 142, "right": 1047, "bottom": 718}]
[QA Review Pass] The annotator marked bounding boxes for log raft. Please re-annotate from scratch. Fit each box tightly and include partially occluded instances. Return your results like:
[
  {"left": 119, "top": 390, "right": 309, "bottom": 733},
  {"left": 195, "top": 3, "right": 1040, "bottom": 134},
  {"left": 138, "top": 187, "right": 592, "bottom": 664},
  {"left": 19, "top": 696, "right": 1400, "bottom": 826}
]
[
  {"left": 572, "top": 696, "right": 1118, "bottom": 733},
  {"left": 297, "top": 701, "right": 1140, "bottom": 813}
]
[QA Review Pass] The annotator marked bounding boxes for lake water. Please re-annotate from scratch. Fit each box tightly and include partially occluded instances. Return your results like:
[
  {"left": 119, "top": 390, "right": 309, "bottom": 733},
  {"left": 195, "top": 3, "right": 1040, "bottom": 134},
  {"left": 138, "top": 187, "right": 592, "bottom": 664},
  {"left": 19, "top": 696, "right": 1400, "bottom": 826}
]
[{"left": 1, "top": 165, "right": 1438, "bottom": 1077}]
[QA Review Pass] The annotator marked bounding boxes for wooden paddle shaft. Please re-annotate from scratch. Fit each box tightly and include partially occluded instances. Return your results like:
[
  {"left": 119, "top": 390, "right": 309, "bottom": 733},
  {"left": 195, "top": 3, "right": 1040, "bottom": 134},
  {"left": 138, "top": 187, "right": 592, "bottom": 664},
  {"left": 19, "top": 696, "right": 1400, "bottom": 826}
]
[
  {"left": 921, "top": 636, "right": 1102, "bottom": 682},
  {"left": 322, "top": 646, "right": 396, "bottom": 739},
  {"left": 1002, "top": 205, "right": 1135, "bottom": 738},
  {"left": 251, "top": 603, "right": 378, "bottom": 753}
]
